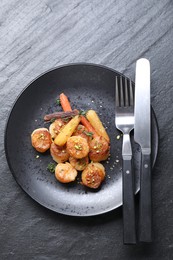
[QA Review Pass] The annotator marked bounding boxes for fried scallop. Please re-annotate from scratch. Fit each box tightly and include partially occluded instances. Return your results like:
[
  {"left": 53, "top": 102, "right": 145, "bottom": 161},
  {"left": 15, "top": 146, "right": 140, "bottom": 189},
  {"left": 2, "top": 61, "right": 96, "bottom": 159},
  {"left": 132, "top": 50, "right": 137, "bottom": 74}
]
[
  {"left": 50, "top": 142, "right": 69, "bottom": 163},
  {"left": 55, "top": 162, "right": 78, "bottom": 183},
  {"left": 89, "top": 136, "right": 110, "bottom": 162},
  {"left": 81, "top": 162, "right": 105, "bottom": 189},
  {"left": 69, "top": 156, "right": 89, "bottom": 171},
  {"left": 72, "top": 124, "right": 91, "bottom": 142},
  {"left": 31, "top": 128, "right": 52, "bottom": 153},
  {"left": 49, "top": 118, "right": 66, "bottom": 139},
  {"left": 66, "top": 136, "right": 89, "bottom": 159}
]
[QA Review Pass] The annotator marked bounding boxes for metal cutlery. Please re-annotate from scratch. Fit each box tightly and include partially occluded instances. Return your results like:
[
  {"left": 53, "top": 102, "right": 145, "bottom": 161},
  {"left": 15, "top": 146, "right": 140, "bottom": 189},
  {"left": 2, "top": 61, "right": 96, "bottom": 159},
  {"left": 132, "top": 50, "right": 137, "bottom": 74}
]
[
  {"left": 134, "top": 58, "right": 152, "bottom": 242},
  {"left": 115, "top": 76, "right": 137, "bottom": 244}
]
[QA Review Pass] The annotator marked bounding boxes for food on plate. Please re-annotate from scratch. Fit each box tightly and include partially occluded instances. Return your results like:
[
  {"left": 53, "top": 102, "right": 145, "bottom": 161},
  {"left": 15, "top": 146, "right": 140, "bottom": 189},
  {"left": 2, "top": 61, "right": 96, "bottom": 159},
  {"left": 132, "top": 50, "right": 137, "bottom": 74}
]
[
  {"left": 72, "top": 124, "right": 92, "bottom": 142},
  {"left": 49, "top": 118, "right": 66, "bottom": 139},
  {"left": 55, "top": 162, "right": 78, "bottom": 183},
  {"left": 86, "top": 110, "right": 110, "bottom": 142},
  {"left": 44, "top": 109, "right": 79, "bottom": 121},
  {"left": 50, "top": 142, "right": 69, "bottom": 163},
  {"left": 31, "top": 128, "right": 52, "bottom": 152},
  {"left": 66, "top": 136, "right": 89, "bottom": 159},
  {"left": 81, "top": 162, "right": 105, "bottom": 189},
  {"left": 69, "top": 156, "right": 89, "bottom": 171},
  {"left": 89, "top": 136, "right": 110, "bottom": 162},
  {"left": 59, "top": 92, "right": 98, "bottom": 139},
  {"left": 80, "top": 115, "right": 99, "bottom": 138},
  {"left": 31, "top": 92, "right": 111, "bottom": 189},
  {"left": 54, "top": 115, "right": 80, "bottom": 146},
  {"left": 59, "top": 93, "right": 72, "bottom": 111}
]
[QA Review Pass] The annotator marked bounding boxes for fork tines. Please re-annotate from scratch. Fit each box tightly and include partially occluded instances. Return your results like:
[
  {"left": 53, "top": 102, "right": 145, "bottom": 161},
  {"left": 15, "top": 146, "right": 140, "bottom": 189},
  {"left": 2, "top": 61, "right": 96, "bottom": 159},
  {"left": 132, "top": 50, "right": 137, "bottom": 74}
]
[{"left": 115, "top": 76, "right": 134, "bottom": 107}]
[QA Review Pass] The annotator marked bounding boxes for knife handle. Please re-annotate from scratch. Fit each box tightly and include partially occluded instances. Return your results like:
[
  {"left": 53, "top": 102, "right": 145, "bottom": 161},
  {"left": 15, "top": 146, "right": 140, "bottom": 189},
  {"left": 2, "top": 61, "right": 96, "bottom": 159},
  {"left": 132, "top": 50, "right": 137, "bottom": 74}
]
[
  {"left": 139, "top": 153, "right": 152, "bottom": 242},
  {"left": 123, "top": 158, "right": 137, "bottom": 244}
]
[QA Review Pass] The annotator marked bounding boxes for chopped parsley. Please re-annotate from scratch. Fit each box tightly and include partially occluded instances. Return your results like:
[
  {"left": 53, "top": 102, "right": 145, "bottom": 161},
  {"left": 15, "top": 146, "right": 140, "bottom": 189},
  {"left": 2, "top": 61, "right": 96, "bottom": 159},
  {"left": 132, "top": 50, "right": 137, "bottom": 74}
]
[
  {"left": 56, "top": 99, "right": 61, "bottom": 105},
  {"left": 83, "top": 130, "right": 93, "bottom": 137},
  {"left": 50, "top": 118, "right": 56, "bottom": 123},
  {"left": 79, "top": 110, "right": 87, "bottom": 116},
  {"left": 47, "top": 162, "right": 56, "bottom": 173},
  {"left": 62, "top": 117, "right": 70, "bottom": 122}
]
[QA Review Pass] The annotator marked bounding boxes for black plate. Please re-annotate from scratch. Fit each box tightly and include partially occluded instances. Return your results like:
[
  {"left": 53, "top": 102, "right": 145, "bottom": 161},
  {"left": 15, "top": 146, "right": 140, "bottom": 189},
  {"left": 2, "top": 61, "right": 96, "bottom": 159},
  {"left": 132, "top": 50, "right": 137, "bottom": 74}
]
[{"left": 5, "top": 63, "right": 159, "bottom": 216}]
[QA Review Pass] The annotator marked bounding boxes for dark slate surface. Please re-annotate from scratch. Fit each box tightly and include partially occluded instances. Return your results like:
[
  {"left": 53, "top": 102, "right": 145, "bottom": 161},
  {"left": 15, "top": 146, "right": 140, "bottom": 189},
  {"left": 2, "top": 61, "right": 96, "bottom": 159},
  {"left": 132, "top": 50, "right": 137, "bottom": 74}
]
[{"left": 0, "top": 0, "right": 173, "bottom": 259}]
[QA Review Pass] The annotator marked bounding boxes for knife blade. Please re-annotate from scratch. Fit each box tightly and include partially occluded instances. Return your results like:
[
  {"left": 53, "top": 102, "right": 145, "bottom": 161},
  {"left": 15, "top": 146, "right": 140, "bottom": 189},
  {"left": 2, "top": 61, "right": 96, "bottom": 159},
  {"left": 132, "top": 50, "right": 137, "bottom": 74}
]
[{"left": 134, "top": 58, "right": 152, "bottom": 242}]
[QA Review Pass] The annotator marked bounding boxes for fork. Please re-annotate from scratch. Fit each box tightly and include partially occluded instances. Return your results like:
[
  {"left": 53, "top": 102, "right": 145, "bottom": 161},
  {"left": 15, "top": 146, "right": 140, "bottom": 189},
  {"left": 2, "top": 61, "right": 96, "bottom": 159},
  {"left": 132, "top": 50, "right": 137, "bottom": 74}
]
[{"left": 115, "top": 76, "right": 137, "bottom": 244}]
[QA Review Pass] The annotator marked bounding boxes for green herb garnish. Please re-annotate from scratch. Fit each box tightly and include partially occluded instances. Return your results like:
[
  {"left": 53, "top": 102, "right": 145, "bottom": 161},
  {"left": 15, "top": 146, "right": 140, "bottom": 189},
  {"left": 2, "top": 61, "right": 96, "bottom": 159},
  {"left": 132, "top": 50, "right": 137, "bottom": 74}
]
[
  {"left": 79, "top": 110, "right": 87, "bottom": 116},
  {"left": 56, "top": 99, "right": 61, "bottom": 105},
  {"left": 47, "top": 162, "right": 56, "bottom": 173},
  {"left": 83, "top": 130, "right": 93, "bottom": 137},
  {"left": 50, "top": 118, "right": 56, "bottom": 123},
  {"left": 62, "top": 117, "right": 70, "bottom": 122}
]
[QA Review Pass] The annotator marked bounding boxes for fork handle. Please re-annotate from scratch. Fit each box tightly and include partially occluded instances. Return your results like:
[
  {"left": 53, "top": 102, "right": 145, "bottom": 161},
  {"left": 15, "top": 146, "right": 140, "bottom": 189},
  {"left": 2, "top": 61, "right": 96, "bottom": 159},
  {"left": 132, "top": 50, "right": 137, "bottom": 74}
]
[{"left": 123, "top": 157, "right": 137, "bottom": 244}]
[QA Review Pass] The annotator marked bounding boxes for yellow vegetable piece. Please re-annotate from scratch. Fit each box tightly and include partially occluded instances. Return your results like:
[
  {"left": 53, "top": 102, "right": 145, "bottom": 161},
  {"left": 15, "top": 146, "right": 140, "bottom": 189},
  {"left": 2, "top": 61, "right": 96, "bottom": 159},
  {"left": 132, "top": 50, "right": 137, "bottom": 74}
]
[
  {"left": 54, "top": 115, "right": 80, "bottom": 146},
  {"left": 86, "top": 110, "right": 110, "bottom": 142}
]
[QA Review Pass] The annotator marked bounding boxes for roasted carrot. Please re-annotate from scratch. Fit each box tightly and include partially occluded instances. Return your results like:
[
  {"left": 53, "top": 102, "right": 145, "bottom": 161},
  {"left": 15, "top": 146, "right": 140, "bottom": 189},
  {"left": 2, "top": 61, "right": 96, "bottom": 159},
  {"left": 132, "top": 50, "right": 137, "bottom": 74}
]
[
  {"left": 80, "top": 115, "right": 98, "bottom": 138},
  {"left": 54, "top": 115, "right": 80, "bottom": 146},
  {"left": 59, "top": 93, "right": 98, "bottom": 138},
  {"left": 60, "top": 93, "right": 72, "bottom": 112}
]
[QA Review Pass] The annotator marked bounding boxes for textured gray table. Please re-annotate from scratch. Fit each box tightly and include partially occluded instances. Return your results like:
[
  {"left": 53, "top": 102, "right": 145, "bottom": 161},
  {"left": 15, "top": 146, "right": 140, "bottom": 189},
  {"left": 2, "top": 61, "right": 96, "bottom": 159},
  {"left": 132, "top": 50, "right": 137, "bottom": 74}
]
[{"left": 1, "top": 0, "right": 173, "bottom": 259}]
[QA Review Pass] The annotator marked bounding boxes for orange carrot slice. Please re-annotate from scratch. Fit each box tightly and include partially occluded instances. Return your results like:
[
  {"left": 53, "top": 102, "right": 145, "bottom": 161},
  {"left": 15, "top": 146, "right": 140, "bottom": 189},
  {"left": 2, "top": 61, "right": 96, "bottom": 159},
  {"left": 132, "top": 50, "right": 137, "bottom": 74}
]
[
  {"left": 80, "top": 115, "right": 98, "bottom": 138},
  {"left": 60, "top": 93, "right": 72, "bottom": 112}
]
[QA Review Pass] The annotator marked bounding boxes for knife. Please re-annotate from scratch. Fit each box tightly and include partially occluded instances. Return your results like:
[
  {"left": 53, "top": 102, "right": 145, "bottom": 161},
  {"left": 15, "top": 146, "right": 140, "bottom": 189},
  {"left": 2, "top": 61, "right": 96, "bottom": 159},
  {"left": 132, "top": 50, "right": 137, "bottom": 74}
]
[{"left": 134, "top": 58, "right": 152, "bottom": 242}]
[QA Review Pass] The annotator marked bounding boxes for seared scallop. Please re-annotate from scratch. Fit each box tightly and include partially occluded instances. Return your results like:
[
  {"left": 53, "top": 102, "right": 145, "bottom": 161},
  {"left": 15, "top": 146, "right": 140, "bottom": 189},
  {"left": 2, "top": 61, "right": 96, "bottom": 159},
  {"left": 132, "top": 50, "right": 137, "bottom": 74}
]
[
  {"left": 55, "top": 162, "right": 78, "bottom": 183},
  {"left": 81, "top": 162, "right": 105, "bottom": 189},
  {"left": 69, "top": 156, "right": 89, "bottom": 171},
  {"left": 31, "top": 128, "right": 52, "bottom": 153},
  {"left": 89, "top": 136, "right": 110, "bottom": 162},
  {"left": 66, "top": 136, "right": 89, "bottom": 159},
  {"left": 50, "top": 142, "right": 69, "bottom": 163}
]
